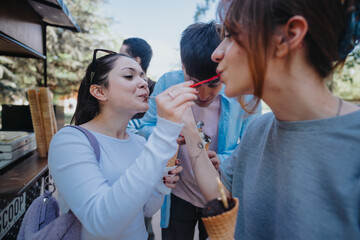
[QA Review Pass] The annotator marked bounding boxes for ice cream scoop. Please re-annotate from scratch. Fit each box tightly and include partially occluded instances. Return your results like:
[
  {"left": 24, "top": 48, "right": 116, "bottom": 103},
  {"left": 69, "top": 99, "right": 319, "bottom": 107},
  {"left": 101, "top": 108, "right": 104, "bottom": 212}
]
[
  {"left": 196, "top": 121, "right": 211, "bottom": 150},
  {"left": 201, "top": 198, "right": 239, "bottom": 240},
  {"left": 201, "top": 177, "right": 239, "bottom": 239},
  {"left": 202, "top": 197, "right": 236, "bottom": 217}
]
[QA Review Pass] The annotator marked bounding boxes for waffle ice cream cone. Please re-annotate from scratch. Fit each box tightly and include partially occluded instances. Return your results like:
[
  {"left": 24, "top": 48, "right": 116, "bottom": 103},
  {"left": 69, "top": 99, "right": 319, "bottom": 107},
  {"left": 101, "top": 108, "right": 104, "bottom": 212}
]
[
  {"left": 202, "top": 197, "right": 239, "bottom": 240},
  {"left": 196, "top": 121, "right": 211, "bottom": 151},
  {"left": 39, "top": 87, "right": 57, "bottom": 151},
  {"left": 205, "top": 142, "right": 210, "bottom": 151},
  {"left": 166, "top": 145, "right": 179, "bottom": 167},
  {"left": 27, "top": 89, "right": 47, "bottom": 158}
]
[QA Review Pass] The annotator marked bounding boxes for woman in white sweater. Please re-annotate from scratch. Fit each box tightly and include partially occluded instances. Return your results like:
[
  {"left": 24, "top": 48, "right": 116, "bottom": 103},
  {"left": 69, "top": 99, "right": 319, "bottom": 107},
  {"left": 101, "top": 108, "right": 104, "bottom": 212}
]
[{"left": 48, "top": 50, "right": 197, "bottom": 240}]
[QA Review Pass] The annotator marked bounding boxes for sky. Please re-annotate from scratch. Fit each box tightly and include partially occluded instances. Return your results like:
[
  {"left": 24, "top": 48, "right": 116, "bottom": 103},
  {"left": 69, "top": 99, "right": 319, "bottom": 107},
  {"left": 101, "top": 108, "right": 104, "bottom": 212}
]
[{"left": 100, "top": 0, "right": 218, "bottom": 80}]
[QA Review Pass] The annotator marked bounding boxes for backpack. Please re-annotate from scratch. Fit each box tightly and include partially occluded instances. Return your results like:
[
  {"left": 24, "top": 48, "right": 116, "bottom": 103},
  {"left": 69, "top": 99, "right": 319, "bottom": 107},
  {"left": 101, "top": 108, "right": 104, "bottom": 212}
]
[{"left": 17, "top": 125, "right": 100, "bottom": 240}]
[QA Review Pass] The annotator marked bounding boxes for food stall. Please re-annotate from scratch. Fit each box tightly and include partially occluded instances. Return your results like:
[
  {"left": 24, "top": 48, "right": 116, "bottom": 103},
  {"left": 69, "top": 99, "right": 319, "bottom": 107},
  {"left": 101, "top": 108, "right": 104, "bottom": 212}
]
[{"left": 0, "top": 0, "right": 80, "bottom": 238}]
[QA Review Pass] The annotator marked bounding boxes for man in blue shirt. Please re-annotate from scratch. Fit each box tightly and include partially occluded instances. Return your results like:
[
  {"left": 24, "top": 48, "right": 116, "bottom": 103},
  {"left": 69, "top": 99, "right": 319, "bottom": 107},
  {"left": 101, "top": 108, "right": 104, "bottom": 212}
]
[{"left": 139, "top": 21, "right": 261, "bottom": 240}]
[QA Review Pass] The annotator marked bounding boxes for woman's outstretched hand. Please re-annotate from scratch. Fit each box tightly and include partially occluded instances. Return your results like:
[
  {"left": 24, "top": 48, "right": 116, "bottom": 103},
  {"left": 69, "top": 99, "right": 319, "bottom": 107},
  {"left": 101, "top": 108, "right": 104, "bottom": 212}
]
[{"left": 156, "top": 81, "right": 197, "bottom": 123}]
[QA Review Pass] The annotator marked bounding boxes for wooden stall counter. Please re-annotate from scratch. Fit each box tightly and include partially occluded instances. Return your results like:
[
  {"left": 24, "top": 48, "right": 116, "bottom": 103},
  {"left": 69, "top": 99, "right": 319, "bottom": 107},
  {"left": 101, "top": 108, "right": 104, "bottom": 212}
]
[
  {"left": 0, "top": 152, "right": 48, "bottom": 198},
  {"left": 0, "top": 151, "right": 48, "bottom": 239}
]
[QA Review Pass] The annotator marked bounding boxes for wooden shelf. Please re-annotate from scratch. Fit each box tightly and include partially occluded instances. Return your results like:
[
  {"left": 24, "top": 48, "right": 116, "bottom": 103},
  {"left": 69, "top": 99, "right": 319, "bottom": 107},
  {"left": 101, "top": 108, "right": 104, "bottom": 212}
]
[{"left": 0, "top": 151, "right": 48, "bottom": 198}]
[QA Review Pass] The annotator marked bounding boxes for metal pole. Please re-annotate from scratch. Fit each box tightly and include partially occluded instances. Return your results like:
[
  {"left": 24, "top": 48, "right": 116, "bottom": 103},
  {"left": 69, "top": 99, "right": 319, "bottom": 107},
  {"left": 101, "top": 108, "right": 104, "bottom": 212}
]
[{"left": 42, "top": 24, "right": 47, "bottom": 87}]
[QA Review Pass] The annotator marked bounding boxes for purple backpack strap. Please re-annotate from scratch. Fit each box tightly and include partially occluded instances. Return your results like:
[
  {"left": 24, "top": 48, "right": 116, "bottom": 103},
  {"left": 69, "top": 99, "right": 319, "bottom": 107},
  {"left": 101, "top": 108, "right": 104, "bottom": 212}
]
[{"left": 67, "top": 125, "right": 100, "bottom": 163}]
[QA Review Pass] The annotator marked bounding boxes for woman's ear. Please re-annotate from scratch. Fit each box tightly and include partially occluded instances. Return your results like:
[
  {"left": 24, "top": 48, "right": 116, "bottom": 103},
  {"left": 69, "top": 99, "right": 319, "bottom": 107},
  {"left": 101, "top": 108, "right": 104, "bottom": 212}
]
[
  {"left": 275, "top": 16, "right": 308, "bottom": 58},
  {"left": 134, "top": 56, "right": 142, "bottom": 66},
  {"left": 89, "top": 84, "right": 108, "bottom": 101}
]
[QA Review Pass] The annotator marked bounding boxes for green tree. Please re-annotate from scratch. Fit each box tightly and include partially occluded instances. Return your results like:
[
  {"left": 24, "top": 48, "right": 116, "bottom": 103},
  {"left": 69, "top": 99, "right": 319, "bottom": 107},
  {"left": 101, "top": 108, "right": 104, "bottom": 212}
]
[
  {"left": 193, "top": 0, "right": 360, "bottom": 102},
  {"left": 0, "top": 0, "right": 120, "bottom": 104},
  {"left": 333, "top": 46, "right": 360, "bottom": 101},
  {"left": 194, "top": 0, "right": 216, "bottom": 22}
]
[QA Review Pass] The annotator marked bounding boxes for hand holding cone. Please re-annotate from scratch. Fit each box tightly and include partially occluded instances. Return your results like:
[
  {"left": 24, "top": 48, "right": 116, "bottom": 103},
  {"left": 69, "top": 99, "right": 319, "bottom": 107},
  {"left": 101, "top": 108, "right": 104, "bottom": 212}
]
[
  {"left": 201, "top": 177, "right": 239, "bottom": 240},
  {"left": 166, "top": 145, "right": 179, "bottom": 167}
]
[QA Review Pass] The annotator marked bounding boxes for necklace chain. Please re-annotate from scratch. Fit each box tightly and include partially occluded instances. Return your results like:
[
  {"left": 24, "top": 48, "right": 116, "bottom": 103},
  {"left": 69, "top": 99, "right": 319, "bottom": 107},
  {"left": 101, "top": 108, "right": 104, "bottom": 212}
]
[{"left": 336, "top": 98, "right": 343, "bottom": 117}]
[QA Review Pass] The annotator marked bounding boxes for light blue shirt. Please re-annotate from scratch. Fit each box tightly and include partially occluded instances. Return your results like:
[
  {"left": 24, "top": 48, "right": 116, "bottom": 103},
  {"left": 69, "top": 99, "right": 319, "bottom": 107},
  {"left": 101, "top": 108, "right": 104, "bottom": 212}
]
[{"left": 127, "top": 118, "right": 141, "bottom": 134}]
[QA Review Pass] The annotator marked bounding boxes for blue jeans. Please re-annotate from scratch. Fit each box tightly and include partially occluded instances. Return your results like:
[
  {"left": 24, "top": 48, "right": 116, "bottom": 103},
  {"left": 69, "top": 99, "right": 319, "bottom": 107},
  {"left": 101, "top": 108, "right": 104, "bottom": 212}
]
[{"left": 162, "top": 194, "right": 208, "bottom": 240}]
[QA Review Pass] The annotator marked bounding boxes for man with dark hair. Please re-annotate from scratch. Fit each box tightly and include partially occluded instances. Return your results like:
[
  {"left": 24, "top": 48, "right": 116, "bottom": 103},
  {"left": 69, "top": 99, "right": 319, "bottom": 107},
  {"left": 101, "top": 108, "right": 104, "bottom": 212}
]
[
  {"left": 139, "top": 21, "right": 261, "bottom": 240},
  {"left": 120, "top": 37, "right": 153, "bottom": 74}
]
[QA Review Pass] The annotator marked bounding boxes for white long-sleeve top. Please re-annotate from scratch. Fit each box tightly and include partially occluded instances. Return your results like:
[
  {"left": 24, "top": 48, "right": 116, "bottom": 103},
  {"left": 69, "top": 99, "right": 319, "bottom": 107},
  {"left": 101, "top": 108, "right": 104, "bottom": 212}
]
[{"left": 48, "top": 117, "right": 182, "bottom": 240}]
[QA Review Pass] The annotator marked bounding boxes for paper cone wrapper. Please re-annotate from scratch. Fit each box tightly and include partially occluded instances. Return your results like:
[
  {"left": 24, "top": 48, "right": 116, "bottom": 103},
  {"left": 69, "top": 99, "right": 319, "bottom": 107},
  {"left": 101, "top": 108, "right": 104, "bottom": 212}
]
[
  {"left": 166, "top": 145, "right": 179, "bottom": 167},
  {"left": 39, "top": 87, "right": 54, "bottom": 151},
  {"left": 205, "top": 142, "right": 210, "bottom": 151},
  {"left": 27, "top": 89, "right": 47, "bottom": 158},
  {"left": 202, "top": 197, "right": 239, "bottom": 240}
]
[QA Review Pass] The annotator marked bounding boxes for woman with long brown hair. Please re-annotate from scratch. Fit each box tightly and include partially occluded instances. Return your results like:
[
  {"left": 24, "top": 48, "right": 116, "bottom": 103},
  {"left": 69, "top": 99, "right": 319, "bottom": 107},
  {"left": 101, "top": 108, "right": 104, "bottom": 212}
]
[{"left": 182, "top": 0, "right": 360, "bottom": 239}]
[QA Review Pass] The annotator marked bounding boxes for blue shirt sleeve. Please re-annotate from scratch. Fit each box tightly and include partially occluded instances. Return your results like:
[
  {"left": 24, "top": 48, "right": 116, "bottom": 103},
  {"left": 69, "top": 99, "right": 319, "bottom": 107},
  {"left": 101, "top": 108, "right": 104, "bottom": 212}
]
[
  {"left": 217, "top": 95, "right": 262, "bottom": 163},
  {"left": 239, "top": 95, "right": 262, "bottom": 138},
  {"left": 139, "top": 73, "right": 175, "bottom": 139},
  {"left": 139, "top": 76, "right": 165, "bottom": 139}
]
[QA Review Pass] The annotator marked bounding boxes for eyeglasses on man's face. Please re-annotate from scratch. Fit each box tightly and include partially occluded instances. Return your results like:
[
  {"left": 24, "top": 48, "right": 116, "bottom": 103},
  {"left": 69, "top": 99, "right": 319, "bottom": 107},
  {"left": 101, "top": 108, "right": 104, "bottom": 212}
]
[{"left": 90, "top": 49, "right": 117, "bottom": 84}]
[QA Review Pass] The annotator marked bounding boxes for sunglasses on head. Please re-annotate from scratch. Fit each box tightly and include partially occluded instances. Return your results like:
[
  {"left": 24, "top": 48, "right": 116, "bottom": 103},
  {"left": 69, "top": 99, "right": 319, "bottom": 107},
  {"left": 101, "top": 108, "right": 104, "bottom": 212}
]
[{"left": 90, "top": 49, "right": 117, "bottom": 84}]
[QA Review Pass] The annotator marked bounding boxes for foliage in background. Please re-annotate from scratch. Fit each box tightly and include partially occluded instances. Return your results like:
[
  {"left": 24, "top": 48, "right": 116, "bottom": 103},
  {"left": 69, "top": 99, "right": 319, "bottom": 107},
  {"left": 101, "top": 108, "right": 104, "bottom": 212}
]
[
  {"left": 1, "top": 0, "right": 359, "bottom": 104},
  {"left": 0, "top": 0, "right": 120, "bottom": 104},
  {"left": 194, "top": 0, "right": 360, "bottom": 101},
  {"left": 194, "top": 0, "right": 216, "bottom": 22},
  {"left": 333, "top": 46, "right": 360, "bottom": 101}
]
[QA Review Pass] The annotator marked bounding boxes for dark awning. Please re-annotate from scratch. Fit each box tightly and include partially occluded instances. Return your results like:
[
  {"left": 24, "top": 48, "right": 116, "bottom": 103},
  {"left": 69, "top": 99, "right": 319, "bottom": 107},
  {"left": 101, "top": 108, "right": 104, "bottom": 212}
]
[
  {"left": 27, "top": 0, "right": 81, "bottom": 32},
  {"left": 0, "top": 32, "right": 46, "bottom": 59},
  {"left": 0, "top": 0, "right": 80, "bottom": 59}
]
